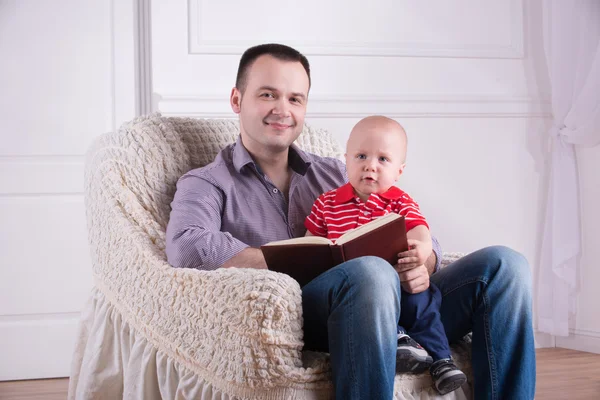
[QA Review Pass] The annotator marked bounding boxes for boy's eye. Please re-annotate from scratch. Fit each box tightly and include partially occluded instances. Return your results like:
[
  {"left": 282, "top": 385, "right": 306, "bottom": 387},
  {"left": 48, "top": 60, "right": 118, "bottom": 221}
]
[
  {"left": 379, "top": 156, "right": 388, "bottom": 162},
  {"left": 356, "top": 154, "right": 366, "bottom": 160}
]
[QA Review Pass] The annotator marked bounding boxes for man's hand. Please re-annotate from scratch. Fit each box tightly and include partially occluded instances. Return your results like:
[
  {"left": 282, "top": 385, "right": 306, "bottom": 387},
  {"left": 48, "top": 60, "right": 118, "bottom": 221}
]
[
  {"left": 394, "top": 262, "right": 430, "bottom": 294},
  {"left": 222, "top": 248, "right": 268, "bottom": 269},
  {"left": 397, "top": 239, "right": 431, "bottom": 269}
]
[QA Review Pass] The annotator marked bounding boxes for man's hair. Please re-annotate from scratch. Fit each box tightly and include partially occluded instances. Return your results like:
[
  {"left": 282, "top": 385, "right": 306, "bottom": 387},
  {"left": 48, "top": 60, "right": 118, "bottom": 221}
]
[{"left": 235, "top": 43, "right": 311, "bottom": 93}]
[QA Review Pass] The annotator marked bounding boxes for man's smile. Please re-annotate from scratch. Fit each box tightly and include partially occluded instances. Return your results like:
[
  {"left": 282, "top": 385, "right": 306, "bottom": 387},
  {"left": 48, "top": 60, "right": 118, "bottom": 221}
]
[{"left": 266, "top": 122, "right": 291, "bottom": 130}]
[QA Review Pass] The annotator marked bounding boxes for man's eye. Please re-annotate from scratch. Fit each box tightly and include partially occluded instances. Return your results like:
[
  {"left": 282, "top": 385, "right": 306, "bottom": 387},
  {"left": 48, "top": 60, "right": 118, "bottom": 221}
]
[
  {"left": 261, "top": 93, "right": 274, "bottom": 98},
  {"left": 290, "top": 97, "right": 300, "bottom": 103}
]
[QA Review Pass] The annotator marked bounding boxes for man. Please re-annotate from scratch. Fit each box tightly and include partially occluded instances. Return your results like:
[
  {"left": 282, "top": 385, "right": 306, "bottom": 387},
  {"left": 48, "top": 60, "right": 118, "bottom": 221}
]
[{"left": 166, "top": 43, "right": 536, "bottom": 399}]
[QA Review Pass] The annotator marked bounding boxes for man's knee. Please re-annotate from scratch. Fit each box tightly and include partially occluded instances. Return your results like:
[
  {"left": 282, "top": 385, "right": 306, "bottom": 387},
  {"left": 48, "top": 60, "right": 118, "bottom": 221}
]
[
  {"left": 482, "top": 245, "right": 532, "bottom": 292},
  {"left": 339, "top": 256, "right": 400, "bottom": 293}
]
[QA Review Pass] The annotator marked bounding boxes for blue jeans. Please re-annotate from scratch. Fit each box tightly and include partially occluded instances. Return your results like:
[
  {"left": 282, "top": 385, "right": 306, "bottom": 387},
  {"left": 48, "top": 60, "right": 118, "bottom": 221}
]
[{"left": 301, "top": 246, "right": 535, "bottom": 400}]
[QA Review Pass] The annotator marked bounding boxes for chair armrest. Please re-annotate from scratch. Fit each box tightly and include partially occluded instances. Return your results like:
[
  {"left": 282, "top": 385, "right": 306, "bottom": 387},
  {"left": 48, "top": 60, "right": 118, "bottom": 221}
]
[
  {"left": 95, "top": 251, "right": 308, "bottom": 388},
  {"left": 440, "top": 252, "right": 467, "bottom": 269},
  {"left": 85, "top": 131, "right": 311, "bottom": 388}
]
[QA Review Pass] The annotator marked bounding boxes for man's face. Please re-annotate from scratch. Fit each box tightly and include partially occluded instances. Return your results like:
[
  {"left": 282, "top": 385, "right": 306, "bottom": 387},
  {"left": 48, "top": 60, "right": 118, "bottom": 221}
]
[
  {"left": 230, "top": 55, "right": 309, "bottom": 154},
  {"left": 344, "top": 125, "right": 406, "bottom": 201}
]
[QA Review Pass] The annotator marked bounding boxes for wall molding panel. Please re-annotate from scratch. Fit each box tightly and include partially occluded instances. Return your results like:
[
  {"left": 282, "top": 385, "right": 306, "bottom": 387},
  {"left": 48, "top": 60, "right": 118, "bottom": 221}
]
[
  {"left": 0, "top": 313, "right": 81, "bottom": 380},
  {"left": 0, "top": 0, "right": 141, "bottom": 380},
  {"left": 187, "top": 0, "right": 524, "bottom": 58}
]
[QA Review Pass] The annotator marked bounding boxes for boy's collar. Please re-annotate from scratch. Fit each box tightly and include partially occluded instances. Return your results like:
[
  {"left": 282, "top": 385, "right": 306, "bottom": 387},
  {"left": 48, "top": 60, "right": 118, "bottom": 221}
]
[{"left": 334, "top": 182, "right": 403, "bottom": 204}]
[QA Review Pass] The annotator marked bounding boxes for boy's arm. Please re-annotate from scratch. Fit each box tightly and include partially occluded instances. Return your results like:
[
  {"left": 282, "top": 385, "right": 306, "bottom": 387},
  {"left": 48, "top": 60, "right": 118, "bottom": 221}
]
[
  {"left": 396, "top": 225, "right": 434, "bottom": 293},
  {"left": 406, "top": 225, "right": 433, "bottom": 265}
]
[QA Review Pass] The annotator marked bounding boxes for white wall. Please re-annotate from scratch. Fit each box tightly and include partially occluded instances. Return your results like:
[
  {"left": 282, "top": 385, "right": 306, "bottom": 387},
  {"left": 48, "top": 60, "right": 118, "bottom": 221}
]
[
  {"left": 0, "top": 0, "right": 137, "bottom": 380},
  {"left": 0, "top": 0, "right": 597, "bottom": 382},
  {"left": 151, "top": 0, "right": 599, "bottom": 353}
]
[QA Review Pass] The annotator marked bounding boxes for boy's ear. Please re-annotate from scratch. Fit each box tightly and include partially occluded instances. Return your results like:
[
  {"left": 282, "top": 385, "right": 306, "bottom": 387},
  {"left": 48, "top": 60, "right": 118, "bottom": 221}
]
[
  {"left": 397, "top": 163, "right": 406, "bottom": 178},
  {"left": 230, "top": 87, "right": 242, "bottom": 114}
]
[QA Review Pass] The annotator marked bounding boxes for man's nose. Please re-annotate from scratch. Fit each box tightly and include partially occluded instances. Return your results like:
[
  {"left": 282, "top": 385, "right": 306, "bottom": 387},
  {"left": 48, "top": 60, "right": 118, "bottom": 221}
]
[{"left": 271, "top": 98, "right": 291, "bottom": 117}]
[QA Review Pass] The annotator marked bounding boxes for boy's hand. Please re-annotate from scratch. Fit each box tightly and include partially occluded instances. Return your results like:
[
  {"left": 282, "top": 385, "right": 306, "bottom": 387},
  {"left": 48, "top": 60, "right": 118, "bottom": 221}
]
[
  {"left": 394, "top": 263, "right": 430, "bottom": 294},
  {"left": 397, "top": 239, "right": 431, "bottom": 269}
]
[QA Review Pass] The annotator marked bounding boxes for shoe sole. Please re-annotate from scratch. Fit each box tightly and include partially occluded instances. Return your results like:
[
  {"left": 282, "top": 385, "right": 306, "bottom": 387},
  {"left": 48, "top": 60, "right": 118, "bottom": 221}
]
[
  {"left": 436, "top": 375, "right": 468, "bottom": 395},
  {"left": 396, "top": 350, "right": 433, "bottom": 373}
]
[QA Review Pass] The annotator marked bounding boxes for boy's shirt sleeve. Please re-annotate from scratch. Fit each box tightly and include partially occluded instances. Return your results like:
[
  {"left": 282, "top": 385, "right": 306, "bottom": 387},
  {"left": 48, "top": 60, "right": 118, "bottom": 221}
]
[
  {"left": 304, "top": 193, "right": 328, "bottom": 237},
  {"left": 394, "top": 193, "right": 429, "bottom": 231}
]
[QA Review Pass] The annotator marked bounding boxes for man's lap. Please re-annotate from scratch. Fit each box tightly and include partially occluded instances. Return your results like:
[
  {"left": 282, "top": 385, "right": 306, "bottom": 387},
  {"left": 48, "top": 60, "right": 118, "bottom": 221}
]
[
  {"left": 300, "top": 245, "right": 531, "bottom": 345},
  {"left": 301, "top": 256, "right": 401, "bottom": 351}
]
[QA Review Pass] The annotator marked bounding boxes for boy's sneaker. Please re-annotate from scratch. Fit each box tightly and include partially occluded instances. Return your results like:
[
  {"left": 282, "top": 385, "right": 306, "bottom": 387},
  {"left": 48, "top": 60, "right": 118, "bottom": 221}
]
[
  {"left": 396, "top": 334, "right": 433, "bottom": 373},
  {"left": 430, "top": 358, "right": 467, "bottom": 395}
]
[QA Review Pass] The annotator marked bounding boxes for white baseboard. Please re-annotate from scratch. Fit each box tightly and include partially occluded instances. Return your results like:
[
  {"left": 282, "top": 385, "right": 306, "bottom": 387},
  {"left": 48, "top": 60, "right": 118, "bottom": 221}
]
[
  {"left": 555, "top": 329, "right": 600, "bottom": 355},
  {"left": 534, "top": 331, "right": 555, "bottom": 348},
  {"left": 0, "top": 313, "right": 80, "bottom": 381}
]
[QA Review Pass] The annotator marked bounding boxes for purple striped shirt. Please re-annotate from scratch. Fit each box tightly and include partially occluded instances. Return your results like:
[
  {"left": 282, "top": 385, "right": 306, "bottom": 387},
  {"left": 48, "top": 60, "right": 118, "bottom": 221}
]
[{"left": 166, "top": 136, "right": 442, "bottom": 272}]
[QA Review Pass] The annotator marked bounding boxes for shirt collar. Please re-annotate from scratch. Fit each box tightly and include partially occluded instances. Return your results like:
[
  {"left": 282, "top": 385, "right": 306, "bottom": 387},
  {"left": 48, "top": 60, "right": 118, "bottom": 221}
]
[
  {"left": 334, "top": 182, "right": 404, "bottom": 204},
  {"left": 232, "top": 136, "right": 255, "bottom": 173},
  {"left": 232, "top": 135, "right": 312, "bottom": 175}
]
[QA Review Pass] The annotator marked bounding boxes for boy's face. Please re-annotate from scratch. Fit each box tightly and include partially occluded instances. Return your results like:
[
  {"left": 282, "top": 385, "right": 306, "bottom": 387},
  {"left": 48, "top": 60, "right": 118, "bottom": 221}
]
[
  {"left": 230, "top": 55, "right": 309, "bottom": 154},
  {"left": 344, "top": 118, "right": 406, "bottom": 201}
]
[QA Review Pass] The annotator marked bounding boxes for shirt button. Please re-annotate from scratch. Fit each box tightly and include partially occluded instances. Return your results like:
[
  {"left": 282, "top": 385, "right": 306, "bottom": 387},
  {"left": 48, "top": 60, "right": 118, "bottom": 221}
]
[{"left": 273, "top": 188, "right": 278, "bottom": 194}]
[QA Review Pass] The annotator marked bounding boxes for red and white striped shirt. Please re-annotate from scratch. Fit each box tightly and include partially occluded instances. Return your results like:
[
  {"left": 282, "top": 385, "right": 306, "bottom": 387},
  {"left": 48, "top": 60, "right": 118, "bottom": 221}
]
[{"left": 304, "top": 183, "right": 429, "bottom": 241}]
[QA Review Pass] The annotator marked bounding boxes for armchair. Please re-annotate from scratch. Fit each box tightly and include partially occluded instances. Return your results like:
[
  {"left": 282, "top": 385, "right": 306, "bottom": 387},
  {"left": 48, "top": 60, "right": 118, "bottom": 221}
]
[{"left": 68, "top": 113, "right": 473, "bottom": 399}]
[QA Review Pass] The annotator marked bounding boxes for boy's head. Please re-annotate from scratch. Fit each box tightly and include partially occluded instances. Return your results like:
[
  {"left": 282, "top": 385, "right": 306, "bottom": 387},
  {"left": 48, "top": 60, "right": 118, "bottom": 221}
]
[{"left": 344, "top": 116, "right": 407, "bottom": 201}]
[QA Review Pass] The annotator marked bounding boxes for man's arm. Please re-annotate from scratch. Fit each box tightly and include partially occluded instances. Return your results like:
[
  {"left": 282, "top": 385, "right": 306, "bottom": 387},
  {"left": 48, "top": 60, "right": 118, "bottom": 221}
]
[
  {"left": 166, "top": 174, "right": 259, "bottom": 270},
  {"left": 222, "top": 248, "right": 267, "bottom": 269},
  {"left": 424, "top": 248, "right": 437, "bottom": 276},
  {"left": 429, "top": 235, "right": 442, "bottom": 275}
]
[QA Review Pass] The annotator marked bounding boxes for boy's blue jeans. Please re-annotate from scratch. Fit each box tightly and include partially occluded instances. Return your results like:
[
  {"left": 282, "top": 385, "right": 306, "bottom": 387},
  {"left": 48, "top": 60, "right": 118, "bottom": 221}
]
[
  {"left": 397, "top": 282, "right": 451, "bottom": 361},
  {"left": 301, "top": 246, "right": 536, "bottom": 400}
]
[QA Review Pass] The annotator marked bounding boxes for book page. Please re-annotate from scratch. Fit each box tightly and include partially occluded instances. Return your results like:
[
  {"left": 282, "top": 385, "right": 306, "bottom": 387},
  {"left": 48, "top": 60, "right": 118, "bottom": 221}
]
[
  {"left": 262, "top": 235, "right": 333, "bottom": 246},
  {"left": 335, "top": 213, "right": 401, "bottom": 245}
]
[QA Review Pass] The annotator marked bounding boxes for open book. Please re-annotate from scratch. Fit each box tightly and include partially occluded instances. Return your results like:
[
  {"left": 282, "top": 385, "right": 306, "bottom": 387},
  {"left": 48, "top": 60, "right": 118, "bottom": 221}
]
[{"left": 261, "top": 213, "right": 408, "bottom": 287}]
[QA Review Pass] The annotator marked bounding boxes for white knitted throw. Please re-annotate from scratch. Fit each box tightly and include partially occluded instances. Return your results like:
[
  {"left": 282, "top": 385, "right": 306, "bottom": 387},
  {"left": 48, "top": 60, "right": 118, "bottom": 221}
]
[{"left": 79, "top": 112, "right": 472, "bottom": 398}]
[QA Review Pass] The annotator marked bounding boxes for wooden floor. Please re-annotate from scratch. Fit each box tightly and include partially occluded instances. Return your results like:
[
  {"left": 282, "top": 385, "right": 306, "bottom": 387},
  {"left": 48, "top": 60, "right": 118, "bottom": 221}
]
[
  {"left": 535, "top": 348, "right": 600, "bottom": 399},
  {"left": 0, "top": 348, "right": 598, "bottom": 399}
]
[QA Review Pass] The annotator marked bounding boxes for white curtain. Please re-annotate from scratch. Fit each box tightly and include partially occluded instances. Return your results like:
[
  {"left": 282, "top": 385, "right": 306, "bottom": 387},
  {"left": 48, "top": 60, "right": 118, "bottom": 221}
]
[{"left": 537, "top": 0, "right": 600, "bottom": 336}]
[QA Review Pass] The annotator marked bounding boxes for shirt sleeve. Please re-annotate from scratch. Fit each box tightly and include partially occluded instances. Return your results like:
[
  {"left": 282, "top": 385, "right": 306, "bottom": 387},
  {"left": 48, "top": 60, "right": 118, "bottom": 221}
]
[
  {"left": 395, "top": 194, "right": 429, "bottom": 231},
  {"left": 304, "top": 194, "right": 328, "bottom": 237},
  {"left": 431, "top": 235, "right": 442, "bottom": 274},
  {"left": 165, "top": 173, "right": 249, "bottom": 270}
]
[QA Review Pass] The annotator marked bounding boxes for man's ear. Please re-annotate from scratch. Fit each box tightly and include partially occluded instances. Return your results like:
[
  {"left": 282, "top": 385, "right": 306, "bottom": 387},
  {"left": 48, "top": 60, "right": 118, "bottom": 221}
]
[{"left": 230, "top": 87, "right": 242, "bottom": 114}]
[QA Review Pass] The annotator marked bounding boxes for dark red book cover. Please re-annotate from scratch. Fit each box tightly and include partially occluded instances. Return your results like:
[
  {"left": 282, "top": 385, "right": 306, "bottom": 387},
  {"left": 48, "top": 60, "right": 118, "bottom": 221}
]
[{"left": 261, "top": 215, "right": 408, "bottom": 287}]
